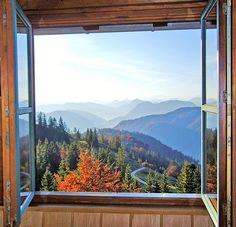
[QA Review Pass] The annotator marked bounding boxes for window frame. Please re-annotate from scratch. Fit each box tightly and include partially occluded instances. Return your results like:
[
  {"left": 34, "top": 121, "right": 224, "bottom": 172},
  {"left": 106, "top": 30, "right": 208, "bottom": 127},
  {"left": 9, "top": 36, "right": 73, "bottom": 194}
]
[{"left": 0, "top": 0, "right": 230, "bottom": 226}]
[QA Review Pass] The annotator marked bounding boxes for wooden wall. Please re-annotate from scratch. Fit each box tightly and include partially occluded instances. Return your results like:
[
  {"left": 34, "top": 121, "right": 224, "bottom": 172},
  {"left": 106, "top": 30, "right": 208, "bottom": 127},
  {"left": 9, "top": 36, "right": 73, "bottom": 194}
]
[{"left": 7, "top": 205, "right": 215, "bottom": 227}]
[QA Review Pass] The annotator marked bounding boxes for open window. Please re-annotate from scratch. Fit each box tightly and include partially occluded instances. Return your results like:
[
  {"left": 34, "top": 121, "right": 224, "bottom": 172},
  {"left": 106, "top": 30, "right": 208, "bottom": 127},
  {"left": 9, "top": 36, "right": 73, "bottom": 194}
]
[{"left": 0, "top": 0, "right": 232, "bottom": 226}]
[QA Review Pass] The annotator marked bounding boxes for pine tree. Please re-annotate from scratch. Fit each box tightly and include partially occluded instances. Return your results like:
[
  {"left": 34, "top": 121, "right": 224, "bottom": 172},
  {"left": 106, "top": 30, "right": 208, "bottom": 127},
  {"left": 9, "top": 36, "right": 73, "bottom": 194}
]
[
  {"left": 152, "top": 173, "right": 161, "bottom": 193},
  {"left": 160, "top": 170, "right": 170, "bottom": 193},
  {"left": 115, "top": 145, "right": 126, "bottom": 177},
  {"left": 57, "top": 159, "right": 69, "bottom": 180},
  {"left": 175, "top": 161, "right": 198, "bottom": 193},
  {"left": 131, "top": 178, "right": 140, "bottom": 190},
  {"left": 41, "top": 167, "right": 56, "bottom": 191},
  {"left": 193, "top": 167, "right": 201, "bottom": 193},
  {"left": 124, "top": 164, "right": 132, "bottom": 190},
  {"left": 145, "top": 171, "right": 153, "bottom": 193}
]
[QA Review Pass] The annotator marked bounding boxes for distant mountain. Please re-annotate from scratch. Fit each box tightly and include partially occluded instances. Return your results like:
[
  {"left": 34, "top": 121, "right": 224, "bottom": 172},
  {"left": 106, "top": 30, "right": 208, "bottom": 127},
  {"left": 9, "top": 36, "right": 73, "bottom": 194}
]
[
  {"left": 115, "top": 107, "right": 201, "bottom": 160},
  {"left": 100, "top": 128, "right": 197, "bottom": 165},
  {"left": 46, "top": 110, "right": 107, "bottom": 132},
  {"left": 189, "top": 97, "right": 217, "bottom": 106},
  {"left": 37, "top": 100, "right": 145, "bottom": 121},
  {"left": 124, "top": 100, "right": 196, "bottom": 119}
]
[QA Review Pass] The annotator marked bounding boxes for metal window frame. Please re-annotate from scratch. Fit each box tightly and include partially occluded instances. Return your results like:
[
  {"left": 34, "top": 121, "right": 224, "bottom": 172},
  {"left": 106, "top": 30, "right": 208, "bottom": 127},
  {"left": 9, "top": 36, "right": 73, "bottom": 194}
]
[
  {"left": 201, "top": 0, "right": 219, "bottom": 226},
  {"left": 13, "top": 0, "right": 35, "bottom": 222}
]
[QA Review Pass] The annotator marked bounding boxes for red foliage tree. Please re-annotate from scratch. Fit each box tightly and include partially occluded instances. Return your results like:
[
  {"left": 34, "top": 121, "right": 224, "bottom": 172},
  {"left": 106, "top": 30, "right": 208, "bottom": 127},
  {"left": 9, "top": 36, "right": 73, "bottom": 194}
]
[{"left": 56, "top": 150, "right": 125, "bottom": 192}]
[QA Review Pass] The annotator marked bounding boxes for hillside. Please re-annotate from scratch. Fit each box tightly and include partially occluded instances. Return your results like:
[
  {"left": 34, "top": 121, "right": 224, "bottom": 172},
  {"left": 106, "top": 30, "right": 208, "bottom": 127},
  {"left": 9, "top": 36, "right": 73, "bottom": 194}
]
[
  {"left": 46, "top": 110, "right": 106, "bottom": 132},
  {"left": 115, "top": 107, "right": 201, "bottom": 160},
  {"left": 99, "top": 128, "right": 197, "bottom": 165}
]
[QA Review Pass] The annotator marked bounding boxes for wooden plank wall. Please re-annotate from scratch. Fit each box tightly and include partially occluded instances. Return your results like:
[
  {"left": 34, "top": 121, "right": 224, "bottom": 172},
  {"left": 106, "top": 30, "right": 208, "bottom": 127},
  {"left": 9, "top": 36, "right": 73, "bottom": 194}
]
[
  {"left": 5, "top": 205, "right": 214, "bottom": 227},
  {"left": 17, "top": 0, "right": 209, "bottom": 28}
]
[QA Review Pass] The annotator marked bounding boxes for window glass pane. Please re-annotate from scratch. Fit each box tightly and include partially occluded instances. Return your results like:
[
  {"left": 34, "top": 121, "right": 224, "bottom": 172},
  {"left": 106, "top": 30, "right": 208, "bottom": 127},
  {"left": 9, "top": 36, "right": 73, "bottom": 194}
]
[
  {"left": 205, "top": 112, "right": 217, "bottom": 208},
  {"left": 205, "top": 5, "right": 217, "bottom": 105},
  {"left": 17, "top": 16, "right": 29, "bottom": 107},
  {"left": 19, "top": 114, "right": 31, "bottom": 193}
]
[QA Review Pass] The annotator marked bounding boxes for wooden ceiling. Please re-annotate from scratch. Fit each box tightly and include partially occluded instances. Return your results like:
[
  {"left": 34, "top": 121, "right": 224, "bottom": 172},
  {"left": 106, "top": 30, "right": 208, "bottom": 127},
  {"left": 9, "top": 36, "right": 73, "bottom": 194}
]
[{"left": 18, "top": 0, "right": 209, "bottom": 29}]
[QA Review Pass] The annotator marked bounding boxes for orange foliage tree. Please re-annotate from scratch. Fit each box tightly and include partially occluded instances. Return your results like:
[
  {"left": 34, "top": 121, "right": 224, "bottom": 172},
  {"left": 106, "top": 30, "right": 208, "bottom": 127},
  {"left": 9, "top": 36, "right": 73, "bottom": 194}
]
[{"left": 55, "top": 150, "right": 125, "bottom": 192}]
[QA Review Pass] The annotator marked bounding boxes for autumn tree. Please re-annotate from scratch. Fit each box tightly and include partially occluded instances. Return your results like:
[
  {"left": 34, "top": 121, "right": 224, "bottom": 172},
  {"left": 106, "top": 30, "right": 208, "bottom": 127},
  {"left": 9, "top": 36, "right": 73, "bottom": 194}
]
[{"left": 56, "top": 150, "right": 124, "bottom": 192}]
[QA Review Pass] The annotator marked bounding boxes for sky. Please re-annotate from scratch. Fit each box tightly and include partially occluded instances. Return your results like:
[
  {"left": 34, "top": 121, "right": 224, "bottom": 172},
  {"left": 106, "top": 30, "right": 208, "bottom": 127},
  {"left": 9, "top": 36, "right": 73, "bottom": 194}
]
[{"left": 33, "top": 29, "right": 215, "bottom": 105}]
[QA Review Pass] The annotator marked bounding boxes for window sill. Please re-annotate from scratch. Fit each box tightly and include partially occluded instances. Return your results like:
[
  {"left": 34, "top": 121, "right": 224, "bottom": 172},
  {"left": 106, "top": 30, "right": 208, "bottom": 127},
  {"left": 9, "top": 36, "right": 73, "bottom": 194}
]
[{"left": 32, "top": 192, "right": 204, "bottom": 207}]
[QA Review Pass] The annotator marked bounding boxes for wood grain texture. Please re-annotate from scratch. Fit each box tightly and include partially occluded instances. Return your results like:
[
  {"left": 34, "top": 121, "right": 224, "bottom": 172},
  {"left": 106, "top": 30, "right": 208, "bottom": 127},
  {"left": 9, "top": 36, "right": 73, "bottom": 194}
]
[
  {"left": 16, "top": 0, "right": 209, "bottom": 29},
  {"left": 162, "top": 215, "right": 191, "bottom": 227},
  {"left": 20, "top": 211, "right": 43, "bottom": 227},
  {"left": 0, "top": 0, "right": 3, "bottom": 206},
  {"left": 43, "top": 212, "right": 73, "bottom": 227},
  {"left": 132, "top": 214, "right": 160, "bottom": 227},
  {"left": 73, "top": 213, "right": 101, "bottom": 227},
  {"left": 193, "top": 215, "right": 214, "bottom": 227},
  {"left": 218, "top": 0, "right": 227, "bottom": 226},
  {"left": 102, "top": 213, "right": 130, "bottom": 227},
  {"left": 0, "top": 208, "right": 3, "bottom": 227},
  {"left": 232, "top": 0, "right": 236, "bottom": 225}
]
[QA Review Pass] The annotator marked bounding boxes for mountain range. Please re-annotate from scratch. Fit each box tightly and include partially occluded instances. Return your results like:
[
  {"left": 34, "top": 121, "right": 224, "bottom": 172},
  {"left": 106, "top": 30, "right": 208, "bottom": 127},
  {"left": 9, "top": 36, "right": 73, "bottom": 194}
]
[
  {"left": 36, "top": 99, "right": 204, "bottom": 160},
  {"left": 115, "top": 107, "right": 201, "bottom": 160}
]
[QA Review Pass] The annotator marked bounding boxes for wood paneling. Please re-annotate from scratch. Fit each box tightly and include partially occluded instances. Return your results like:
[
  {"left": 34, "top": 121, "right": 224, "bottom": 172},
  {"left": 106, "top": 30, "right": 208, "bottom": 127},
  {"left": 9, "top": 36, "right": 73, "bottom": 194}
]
[
  {"left": 162, "top": 215, "right": 191, "bottom": 227},
  {"left": 132, "top": 214, "right": 160, "bottom": 227},
  {"left": 20, "top": 211, "right": 43, "bottom": 227},
  {"left": 193, "top": 215, "right": 214, "bottom": 227},
  {"left": 73, "top": 213, "right": 101, "bottom": 227},
  {"left": 16, "top": 205, "right": 214, "bottom": 227},
  {"left": 102, "top": 213, "right": 130, "bottom": 227},
  {"left": 16, "top": 0, "right": 209, "bottom": 29},
  {"left": 43, "top": 212, "right": 73, "bottom": 227}
]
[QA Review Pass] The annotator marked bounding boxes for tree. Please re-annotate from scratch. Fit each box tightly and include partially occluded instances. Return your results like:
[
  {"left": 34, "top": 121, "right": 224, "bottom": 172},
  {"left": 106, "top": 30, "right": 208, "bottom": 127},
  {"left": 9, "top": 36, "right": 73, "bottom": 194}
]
[
  {"left": 57, "top": 159, "right": 69, "bottom": 180},
  {"left": 56, "top": 150, "right": 125, "bottom": 192},
  {"left": 124, "top": 164, "right": 132, "bottom": 190},
  {"left": 175, "top": 161, "right": 198, "bottom": 193},
  {"left": 145, "top": 171, "right": 153, "bottom": 193},
  {"left": 193, "top": 167, "right": 201, "bottom": 193},
  {"left": 41, "top": 167, "right": 56, "bottom": 191},
  {"left": 160, "top": 170, "right": 170, "bottom": 193},
  {"left": 115, "top": 145, "right": 126, "bottom": 177},
  {"left": 152, "top": 173, "right": 161, "bottom": 193}
]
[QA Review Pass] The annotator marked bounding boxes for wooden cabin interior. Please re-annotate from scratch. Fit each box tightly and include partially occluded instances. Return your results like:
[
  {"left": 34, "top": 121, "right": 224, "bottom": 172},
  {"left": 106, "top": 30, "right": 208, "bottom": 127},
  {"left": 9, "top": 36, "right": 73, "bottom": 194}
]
[{"left": 0, "top": 0, "right": 235, "bottom": 226}]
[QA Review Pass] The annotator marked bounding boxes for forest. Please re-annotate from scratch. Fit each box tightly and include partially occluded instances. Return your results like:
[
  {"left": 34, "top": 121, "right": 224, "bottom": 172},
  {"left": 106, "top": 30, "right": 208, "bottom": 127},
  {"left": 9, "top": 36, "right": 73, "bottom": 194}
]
[{"left": 32, "top": 112, "right": 216, "bottom": 193}]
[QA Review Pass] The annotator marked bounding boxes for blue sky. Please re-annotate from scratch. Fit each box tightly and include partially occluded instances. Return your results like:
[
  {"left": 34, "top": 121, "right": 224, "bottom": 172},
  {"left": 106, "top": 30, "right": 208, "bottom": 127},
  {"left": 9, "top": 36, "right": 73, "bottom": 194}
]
[{"left": 34, "top": 29, "right": 208, "bottom": 105}]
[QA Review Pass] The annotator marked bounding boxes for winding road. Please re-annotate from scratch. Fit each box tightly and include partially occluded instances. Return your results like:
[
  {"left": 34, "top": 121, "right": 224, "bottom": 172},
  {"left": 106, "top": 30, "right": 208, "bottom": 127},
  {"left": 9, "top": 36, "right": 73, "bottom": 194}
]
[{"left": 131, "top": 167, "right": 147, "bottom": 185}]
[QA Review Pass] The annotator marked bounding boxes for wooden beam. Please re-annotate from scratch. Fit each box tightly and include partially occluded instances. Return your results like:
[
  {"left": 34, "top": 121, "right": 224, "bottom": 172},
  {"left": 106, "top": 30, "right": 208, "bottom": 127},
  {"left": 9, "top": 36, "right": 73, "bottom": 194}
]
[
  {"left": 16, "top": 0, "right": 209, "bottom": 29},
  {"left": 19, "top": 0, "right": 208, "bottom": 10}
]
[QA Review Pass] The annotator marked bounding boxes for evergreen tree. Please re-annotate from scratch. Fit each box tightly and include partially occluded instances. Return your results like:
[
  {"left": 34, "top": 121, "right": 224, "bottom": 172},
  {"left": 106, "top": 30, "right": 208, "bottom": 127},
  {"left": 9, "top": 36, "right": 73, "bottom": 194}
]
[
  {"left": 160, "top": 171, "right": 170, "bottom": 193},
  {"left": 115, "top": 145, "right": 126, "bottom": 177},
  {"left": 105, "top": 148, "right": 112, "bottom": 165},
  {"left": 175, "top": 161, "right": 199, "bottom": 193},
  {"left": 145, "top": 171, "right": 153, "bottom": 193},
  {"left": 131, "top": 178, "right": 140, "bottom": 190},
  {"left": 152, "top": 173, "right": 161, "bottom": 193},
  {"left": 193, "top": 167, "right": 201, "bottom": 193},
  {"left": 92, "top": 129, "right": 99, "bottom": 148},
  {"left": 124, "top": 164, "right": 132, "bottom": 190},
  {"left": 41, "top": 166, "right": 56, "bottom": 191},
  {"left": 67, "top": 143, "right": 80, "bottom": 170},
  {"left": 58, "top": 159, "right": 69, "bottom": 180}
]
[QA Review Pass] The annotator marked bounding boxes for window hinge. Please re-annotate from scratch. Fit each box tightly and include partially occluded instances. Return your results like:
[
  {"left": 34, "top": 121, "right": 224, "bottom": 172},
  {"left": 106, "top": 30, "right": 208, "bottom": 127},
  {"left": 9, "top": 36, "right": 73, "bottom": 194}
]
[
  {"left": 222, "top": 203, "right": 228, "bottom": 216},
  {"left": 5, "top": 106, "right": 9, "bottom": 117},
  {"left": 223, "top": 0, "right": 231, "bottom": 16},
  {"left": 6, "top": 132, "right": 10, "bottom": 149},
  {"left": 3, "top": 13, "right": 6, "bottom": 26},
  {"left": 223, "top": 90, "right": 228, "bottom": 103}
]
